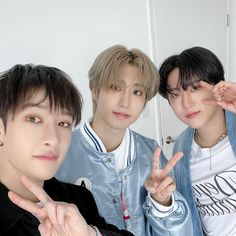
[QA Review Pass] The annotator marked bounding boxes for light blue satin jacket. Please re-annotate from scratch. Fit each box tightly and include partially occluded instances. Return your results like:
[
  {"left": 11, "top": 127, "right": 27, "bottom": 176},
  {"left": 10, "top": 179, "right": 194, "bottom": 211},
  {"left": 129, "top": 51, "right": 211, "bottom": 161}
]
[
  {"left": 172, "top": 111, "right": 236, "bottom": 236},
  {"left": 56, "top": 129, "right": 193, "bottom": 236}
]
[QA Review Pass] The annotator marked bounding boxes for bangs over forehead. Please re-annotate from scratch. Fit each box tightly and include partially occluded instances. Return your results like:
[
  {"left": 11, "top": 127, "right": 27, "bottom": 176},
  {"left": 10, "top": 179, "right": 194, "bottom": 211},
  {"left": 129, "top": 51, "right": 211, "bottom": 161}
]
[
  {"left": 177, "top": 47, "right": 224, "bottom": 89},
  {"left": 159, "top": 47, "right": 225, "bottom": 99},
  {"left": 0, "top": 64, "right": 82, "bottom": 127},
  {"left": 89, "top": 45, "right": 160, "bottom": 101},
  {"left": 175, "top": 65, "right": 202, "bottom": 91}
]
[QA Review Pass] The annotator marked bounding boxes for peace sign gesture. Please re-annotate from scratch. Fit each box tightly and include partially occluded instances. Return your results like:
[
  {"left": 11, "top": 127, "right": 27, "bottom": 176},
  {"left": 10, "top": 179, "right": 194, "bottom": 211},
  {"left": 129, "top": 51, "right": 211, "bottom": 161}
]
[
  {"left": 200, "top": 80, "right": 236, "bottom": 113},
  {"left": 144, "top": 148, "right": 183, "bottom": 206},
  {"left": 8, "top": 176, "right": 97, "bottom": 236}
]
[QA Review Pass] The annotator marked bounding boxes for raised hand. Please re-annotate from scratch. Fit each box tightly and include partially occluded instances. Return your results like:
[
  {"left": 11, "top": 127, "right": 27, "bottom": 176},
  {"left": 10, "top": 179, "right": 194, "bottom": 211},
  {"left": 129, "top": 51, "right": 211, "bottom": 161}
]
[
  {"left": 200, "top": 80, "right": 236, "bottom": 113},
  {"left": 8, "top": 176, "right": 96, "bottom": 236},
  {"left": 144, "top": 148, "right": 183, "bottom": 206}
]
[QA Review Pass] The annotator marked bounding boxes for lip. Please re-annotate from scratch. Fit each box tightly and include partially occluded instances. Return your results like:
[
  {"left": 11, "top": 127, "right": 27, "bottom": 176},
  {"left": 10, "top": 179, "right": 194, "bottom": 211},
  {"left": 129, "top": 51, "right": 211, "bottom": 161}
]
[
  {"left": 34, "top": 154, "right": 58, "bottom": 161},
  {"left": 113, "top": 111, "right": 130, "bottom": 120},
  {"left": 185, "top": 111, "right": 200, "bottom": 119}
]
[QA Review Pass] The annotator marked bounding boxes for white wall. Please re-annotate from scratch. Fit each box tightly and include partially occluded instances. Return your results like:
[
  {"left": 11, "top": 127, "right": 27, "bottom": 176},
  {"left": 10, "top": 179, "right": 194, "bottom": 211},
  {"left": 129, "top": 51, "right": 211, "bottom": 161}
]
[
  {"left": 0, "top": 0, "right": 161, "bottom": 141},
  {"left": 228, "top": 0, "right": 236, "bottom": 82}
]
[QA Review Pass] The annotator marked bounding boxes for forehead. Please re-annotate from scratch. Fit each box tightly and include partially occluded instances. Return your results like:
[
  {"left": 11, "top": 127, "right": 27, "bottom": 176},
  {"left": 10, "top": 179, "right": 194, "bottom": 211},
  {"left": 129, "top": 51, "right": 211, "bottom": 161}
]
[
  {"left": 18, "top": 89, "right": 70, "bottom": 115},
  {"left": 167, "top": 68, "right": 180, "bottom": 88},
  {"left": 116, "top": 65, "right": 143, "bottom": 86},
  {"left": 167, "top": 67, "right": 200, "bottom": 90}
]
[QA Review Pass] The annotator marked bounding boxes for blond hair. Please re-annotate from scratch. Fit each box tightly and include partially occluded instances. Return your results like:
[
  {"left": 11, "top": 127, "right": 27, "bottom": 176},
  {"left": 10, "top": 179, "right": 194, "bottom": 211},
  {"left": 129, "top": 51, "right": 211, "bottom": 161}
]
[{"left": 89, "top": 45, "right": 160, "bottom": 111}]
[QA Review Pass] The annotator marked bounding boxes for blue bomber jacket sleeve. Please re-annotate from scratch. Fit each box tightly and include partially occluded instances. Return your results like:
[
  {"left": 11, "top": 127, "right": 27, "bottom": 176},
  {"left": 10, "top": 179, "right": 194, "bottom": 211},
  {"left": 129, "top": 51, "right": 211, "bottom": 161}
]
[{"left": 56, "top": 128, "right": 193, "bottom": 236}]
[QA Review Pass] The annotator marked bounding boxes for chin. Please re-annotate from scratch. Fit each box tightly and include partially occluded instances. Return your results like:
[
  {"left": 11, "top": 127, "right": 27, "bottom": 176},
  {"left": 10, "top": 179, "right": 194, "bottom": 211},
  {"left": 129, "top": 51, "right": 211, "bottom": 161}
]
[{"left": 36, "top": 171, "right": 57, "bottom": 181}]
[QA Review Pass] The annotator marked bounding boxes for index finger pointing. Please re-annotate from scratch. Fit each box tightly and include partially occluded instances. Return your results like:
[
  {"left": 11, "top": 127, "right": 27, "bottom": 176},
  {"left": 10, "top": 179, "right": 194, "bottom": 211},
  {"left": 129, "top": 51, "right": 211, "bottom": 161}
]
[
  {"left": 21, "top": 176, "right": 52, "bottom": 205},
  {"left": 8, "top": 191, "right": 47, "bottom": 220},
  {"left": 151, "top": 147, "right": 161, "bottom": 171},
  {"left": 164, "top": 151, "right": 183, "bottom": 174}
]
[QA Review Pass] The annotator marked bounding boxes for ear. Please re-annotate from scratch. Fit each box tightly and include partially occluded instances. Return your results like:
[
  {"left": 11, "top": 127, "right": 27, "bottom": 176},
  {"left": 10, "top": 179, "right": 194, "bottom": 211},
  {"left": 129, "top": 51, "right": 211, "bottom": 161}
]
[
  {"left": 0, "top": 119, "right": 4, "bottom": 146},
  {"left": 91, "top": 87, "right": 99, "bottom": 103}
]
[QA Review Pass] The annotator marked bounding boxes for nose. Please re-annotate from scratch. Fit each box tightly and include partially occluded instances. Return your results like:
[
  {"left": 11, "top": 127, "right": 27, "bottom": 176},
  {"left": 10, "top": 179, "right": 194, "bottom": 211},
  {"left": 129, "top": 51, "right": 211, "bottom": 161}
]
[
  {"left": 182, "top": 91, "right": 194, "bottom": 108},
  {"left": 43, "top": 123, "right": 60, "bottom": 147},
  {"left": 119, "top": 90, "right": 130, "bottom": 107}
]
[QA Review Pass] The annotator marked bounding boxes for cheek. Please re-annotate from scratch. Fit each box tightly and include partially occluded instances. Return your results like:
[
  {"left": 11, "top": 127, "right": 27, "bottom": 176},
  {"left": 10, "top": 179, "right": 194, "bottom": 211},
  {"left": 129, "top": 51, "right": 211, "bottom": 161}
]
[
  {"left": 133, "top": 99, "right": 145, "bottom": 114},
  {"left": 169, "top": 101, "right": 180, "bottom": 113},
  {"left": 97, "top": 96, "right": 114, "bottom": 113},
  {"left": 59, "top": 132, "right": 72, "bottom": 152}
]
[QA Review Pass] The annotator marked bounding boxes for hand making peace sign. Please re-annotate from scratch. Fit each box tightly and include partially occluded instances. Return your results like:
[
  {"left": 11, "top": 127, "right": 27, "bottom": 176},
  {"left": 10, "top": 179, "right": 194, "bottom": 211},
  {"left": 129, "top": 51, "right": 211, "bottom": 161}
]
[
  {"left": 8, "top": 176, "right": 97, "bottom": 236},
  {"left": 200, "top": 80, "right": 236, "bottom": 113},
  {"left": 144, "top": 148, "right": 183, "bottom": 206}
]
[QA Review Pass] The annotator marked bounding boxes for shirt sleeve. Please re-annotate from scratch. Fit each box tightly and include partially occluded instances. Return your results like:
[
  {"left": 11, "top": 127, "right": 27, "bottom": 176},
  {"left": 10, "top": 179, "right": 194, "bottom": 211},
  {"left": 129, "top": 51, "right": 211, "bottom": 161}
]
[
  {"left": 143, "top": 191, "right": 194, "bottom": 236},
  {"left": 147, "top": 192, "right": 177, "bottom": 217}
]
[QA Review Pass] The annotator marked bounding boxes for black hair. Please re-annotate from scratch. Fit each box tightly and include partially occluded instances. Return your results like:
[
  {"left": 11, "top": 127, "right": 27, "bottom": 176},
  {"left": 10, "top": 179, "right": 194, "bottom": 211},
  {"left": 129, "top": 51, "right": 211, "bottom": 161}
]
[
  {"left": 0, "top": 64, "right": 83, "bottom": 128},
  {"left": 159, "top": 47, "right": 225, "bottom": 99}
]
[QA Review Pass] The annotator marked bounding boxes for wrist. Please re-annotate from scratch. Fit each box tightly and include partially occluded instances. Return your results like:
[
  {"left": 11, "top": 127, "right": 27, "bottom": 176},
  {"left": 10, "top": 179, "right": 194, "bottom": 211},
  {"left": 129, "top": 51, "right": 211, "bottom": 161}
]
[{"left": 151, "top": 194, "right": 172, "bottom": 206}]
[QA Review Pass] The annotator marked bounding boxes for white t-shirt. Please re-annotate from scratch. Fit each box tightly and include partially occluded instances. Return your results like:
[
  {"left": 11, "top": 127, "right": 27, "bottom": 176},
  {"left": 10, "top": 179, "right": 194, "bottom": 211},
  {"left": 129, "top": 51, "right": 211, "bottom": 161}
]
[{"left": 190, "top": 136, "right": 236, "bottom": 236}]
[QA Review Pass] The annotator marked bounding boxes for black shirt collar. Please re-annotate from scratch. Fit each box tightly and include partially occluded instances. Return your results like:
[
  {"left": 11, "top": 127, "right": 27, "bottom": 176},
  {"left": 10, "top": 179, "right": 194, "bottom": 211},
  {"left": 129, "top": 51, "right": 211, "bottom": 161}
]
[{"left": 0, "top": 179, "right": 60, "bottom": 230}]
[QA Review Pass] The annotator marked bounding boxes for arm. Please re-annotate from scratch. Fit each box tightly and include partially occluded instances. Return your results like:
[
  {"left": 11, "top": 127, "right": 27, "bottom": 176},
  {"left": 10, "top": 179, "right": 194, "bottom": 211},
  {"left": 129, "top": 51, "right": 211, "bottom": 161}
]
[{"left": 143, "top": 148, "right": 193, "bottom": 235}]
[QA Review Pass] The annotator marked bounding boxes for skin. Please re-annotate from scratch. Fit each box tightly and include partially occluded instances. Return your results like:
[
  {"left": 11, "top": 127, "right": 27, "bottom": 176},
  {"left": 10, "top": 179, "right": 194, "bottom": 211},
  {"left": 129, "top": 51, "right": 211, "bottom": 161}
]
[
  {"left": 200, "top": 80, "right": 236, "bottom": 113},
  {"left": 166, "top": 68, "right": 226, "bottom": 148},
  {"left": 91, "top": 65, "right": 146, "bottom": 152},
  {"left": 0, "top": 90, "right": 72, "bottom": 199},
  {"left": 0, "top": 89, "right": 97, "bottom": 236},
  {"left": 144, "top": 148, "right": 183, "bottom": 206}
]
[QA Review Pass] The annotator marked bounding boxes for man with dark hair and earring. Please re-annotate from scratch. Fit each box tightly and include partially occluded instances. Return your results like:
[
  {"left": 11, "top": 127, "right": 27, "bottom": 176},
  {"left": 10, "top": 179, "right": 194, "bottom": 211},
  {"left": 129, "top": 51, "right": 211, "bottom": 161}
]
[
  {"left": 0, "top": 64, "right": 133, "bottom": 236},
  {"left": 159, "top": 46, "right": 236, "bottom": 236}
]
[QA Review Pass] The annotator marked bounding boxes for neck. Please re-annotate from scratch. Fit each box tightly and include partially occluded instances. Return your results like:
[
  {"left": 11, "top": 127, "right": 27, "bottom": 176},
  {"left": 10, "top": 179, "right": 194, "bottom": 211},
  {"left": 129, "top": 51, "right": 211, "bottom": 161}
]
[
  {"left": 90, "top": 120, "right": 125, "bottom": 152},
  {"left": 195, "top": 109, "right": 226, "bottom": 148},
  {"left": 0, "top": 155, "right": 43, "bottom": 202}
]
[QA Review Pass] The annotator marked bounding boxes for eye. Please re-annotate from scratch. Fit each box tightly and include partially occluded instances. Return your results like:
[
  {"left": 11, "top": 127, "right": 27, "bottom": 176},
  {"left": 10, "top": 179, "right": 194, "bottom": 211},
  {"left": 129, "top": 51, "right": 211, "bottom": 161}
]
[
  {"left": 191, "top": 85, "right": 200, "bottom": 92},
  {"left": 27, "top": 116, "right": 41, "bottom": 123},
  {"left": 133, "top": 90, "right": 143, "bottom": 96},
  {"left": 110, "top": 84, "right": 121, "bottom": 91},
  {"left": 58, "top": 121, "right": 71, "bottom": 128},
  {"left": 169, "top": 92, "right": 179, "bottom": 99}
]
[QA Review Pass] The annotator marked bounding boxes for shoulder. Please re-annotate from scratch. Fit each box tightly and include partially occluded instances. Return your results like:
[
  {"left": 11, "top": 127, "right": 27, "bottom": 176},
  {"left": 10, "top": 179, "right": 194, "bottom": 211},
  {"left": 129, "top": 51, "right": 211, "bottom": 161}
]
[
  {"left": 72, "top": 127, "right": 83, "bottom": 139},
  {"left": 173, "top": 127, "right": 194, "bottom": 152},
  {"left": 68, "top": 127, "right": 87, "bottom": 149},
  {"left": 44, "top": 178, "right": 94, "bottom": 203},
  {"left": 176, "top": 127, "right": 194, "bottom": 142},
  {"left": 131, "top": 130, "right": 158, "bottom": 146}
]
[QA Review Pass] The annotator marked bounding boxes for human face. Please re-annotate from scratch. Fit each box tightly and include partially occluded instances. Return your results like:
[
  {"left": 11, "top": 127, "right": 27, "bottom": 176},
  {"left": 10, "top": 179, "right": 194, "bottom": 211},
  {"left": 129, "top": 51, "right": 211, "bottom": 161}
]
[
  {"left": 0, "top": 90, "right": 73, "bottom": 184},
  {"left": 92, "top": 65, "right": 146, "bottom": 133},
  {"left": 167, "top": 68, "right": 223, "bottom": 130}
]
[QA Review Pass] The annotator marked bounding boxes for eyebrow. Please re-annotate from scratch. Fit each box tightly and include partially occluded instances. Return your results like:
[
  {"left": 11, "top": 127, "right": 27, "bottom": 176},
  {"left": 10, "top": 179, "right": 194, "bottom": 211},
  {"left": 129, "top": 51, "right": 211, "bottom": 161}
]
[
  {"left": 167, "top": 78, "right": 201, "bottom": 92},
  {"left": 119, "top": 80, "right": 145, "bottom": 88},
  {"left": 20, "top": 103, "right": 71, "bottom": 116},
  {"left": 167, "top": 85, "right": 180, "bottom": 92}
]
